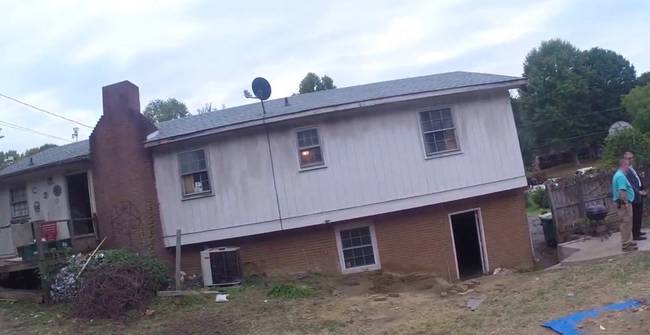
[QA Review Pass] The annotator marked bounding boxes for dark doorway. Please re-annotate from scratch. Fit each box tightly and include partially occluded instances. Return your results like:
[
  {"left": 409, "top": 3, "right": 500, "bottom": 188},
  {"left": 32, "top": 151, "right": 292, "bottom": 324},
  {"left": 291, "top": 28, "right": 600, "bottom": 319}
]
[
  {"left": 66, "top": 173, "right": 93, "bottom": 235},
  {"left": 450, "top": 210, "right": 485, "bottom": 279}
]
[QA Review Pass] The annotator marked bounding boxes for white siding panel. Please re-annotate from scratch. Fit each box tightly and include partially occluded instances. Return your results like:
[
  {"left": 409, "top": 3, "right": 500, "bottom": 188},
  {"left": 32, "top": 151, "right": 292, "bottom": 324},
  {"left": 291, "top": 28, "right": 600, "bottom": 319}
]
[{"left": 155, "top": 90, "right": 527, "bottom": 246}]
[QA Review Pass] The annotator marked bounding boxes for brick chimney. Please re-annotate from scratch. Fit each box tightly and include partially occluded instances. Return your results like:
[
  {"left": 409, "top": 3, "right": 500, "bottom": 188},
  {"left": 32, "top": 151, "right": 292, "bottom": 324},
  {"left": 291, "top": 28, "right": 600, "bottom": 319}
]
[{"left": 89, "top": 81, "right": 168, "bottom": 260}]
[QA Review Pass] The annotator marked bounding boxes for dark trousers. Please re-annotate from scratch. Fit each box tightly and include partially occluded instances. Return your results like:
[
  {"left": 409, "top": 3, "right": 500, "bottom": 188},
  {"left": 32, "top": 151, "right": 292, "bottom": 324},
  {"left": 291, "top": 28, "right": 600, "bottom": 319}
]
[{"left": 633, "top": 201, "right": 644, "bottom": 238}]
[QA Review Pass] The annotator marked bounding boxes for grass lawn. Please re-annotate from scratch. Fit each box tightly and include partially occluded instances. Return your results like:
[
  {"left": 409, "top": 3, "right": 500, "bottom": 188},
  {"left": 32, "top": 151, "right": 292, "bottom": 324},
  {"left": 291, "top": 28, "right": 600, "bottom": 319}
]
[{"left": 3, "top": 252, "right": 650, "bottom": 334}]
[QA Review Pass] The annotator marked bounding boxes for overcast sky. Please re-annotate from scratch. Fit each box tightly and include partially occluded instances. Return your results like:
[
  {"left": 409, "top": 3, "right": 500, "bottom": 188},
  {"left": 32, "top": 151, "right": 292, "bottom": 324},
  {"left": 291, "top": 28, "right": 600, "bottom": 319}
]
[{"left": 1, "top": 0, "right": 649, "bottom": 152}]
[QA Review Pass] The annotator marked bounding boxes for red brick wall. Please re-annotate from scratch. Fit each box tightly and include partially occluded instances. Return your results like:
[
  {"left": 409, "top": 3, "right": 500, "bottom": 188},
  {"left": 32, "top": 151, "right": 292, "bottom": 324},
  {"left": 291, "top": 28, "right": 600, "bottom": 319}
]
[
  {"left": 89, "top": 81, "right": 168, "bottom": 262},
  {"left": 180, "top": 188, "right": 533, "bottom": 281}
]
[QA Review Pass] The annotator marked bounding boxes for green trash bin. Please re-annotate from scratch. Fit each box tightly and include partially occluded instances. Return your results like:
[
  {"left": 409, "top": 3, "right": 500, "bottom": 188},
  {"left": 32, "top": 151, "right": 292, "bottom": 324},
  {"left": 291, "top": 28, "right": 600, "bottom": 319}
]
[{"left": 539, "top": 212, "right": 557, "bottom": 248}]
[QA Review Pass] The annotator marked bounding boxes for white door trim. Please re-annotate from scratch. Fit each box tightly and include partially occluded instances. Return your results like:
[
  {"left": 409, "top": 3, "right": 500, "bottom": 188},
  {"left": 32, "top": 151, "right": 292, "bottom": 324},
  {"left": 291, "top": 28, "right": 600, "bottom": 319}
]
[{"left": 448, "top": 208, "right": 489, "bottom": 279}]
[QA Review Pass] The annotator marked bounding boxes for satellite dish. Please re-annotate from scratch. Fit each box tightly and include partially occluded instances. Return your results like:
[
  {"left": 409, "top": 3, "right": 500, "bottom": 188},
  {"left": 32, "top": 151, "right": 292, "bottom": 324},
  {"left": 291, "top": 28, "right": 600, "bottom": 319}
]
[
  {"left": 252, "top": 77, "right": 271, "bottom": 101},
  {"left": 608, "top": 121, "right": 632, "bottom": 135}
]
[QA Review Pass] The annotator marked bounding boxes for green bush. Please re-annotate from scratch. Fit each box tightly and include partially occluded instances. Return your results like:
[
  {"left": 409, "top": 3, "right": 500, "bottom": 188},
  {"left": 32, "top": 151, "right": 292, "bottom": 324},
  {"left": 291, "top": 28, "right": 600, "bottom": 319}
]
[
  {"left": 602, "top": 128, "right": 650, "bottom": 169},
  {"left": 100, "top": 249, "right": 169, "bottom": 289},
  {"left": 529, "top": 188, "right": 550, "bottom": 209},
  {"left": 267, "top": 283, "right": 313, "bottom": 299}
]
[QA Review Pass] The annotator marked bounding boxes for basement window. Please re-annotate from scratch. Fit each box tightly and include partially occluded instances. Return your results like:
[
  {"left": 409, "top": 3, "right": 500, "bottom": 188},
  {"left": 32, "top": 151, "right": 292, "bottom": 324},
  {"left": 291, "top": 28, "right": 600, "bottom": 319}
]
[
  {"left": 296, "top": 128, "right": 325, "bottom": 169},
  {"left": 419, "top": 108, "right": 459, "bottom": 157},
  {"left": 335, "top": 224, "right": 381, "bottom": 273},
  {"left": 178, "top": 149, "right": 212, "bottom": 197},
  {"left": 10, "top": 187, "right": 29, "bottom": 219}
]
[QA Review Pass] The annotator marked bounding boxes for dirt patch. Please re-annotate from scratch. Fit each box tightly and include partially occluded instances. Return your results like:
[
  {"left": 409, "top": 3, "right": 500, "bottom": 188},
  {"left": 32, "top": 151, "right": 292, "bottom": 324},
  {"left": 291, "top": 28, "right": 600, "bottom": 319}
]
[
  {"left": 580, "top": 305, "right": 650, "bottom": 335},
  {"left": 4, "top": 252, "right": 650, "bottom": 334}
]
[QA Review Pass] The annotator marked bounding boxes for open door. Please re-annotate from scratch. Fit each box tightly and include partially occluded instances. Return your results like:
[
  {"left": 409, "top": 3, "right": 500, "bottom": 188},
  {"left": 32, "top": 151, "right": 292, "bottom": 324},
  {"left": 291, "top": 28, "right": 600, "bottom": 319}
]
[
  {"left": 66, "top": 173, "right": 93, "bottom": 236},
  {"left": 450, "top": 210, "right": 487, "bottom": 279}
]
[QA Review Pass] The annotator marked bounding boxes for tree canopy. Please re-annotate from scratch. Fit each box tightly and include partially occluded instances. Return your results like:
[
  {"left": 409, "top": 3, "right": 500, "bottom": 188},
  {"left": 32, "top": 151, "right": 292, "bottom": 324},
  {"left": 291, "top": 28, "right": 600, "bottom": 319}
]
[
  {"left": 638, "top": 72, "right": 650, "bottom": 87},
  {"left": 583, "top": 47, "right": 636, "bottom": 125},
  {"left": 623, "top": 85, "right": 650, "bottom": 134},
  {"left": 602, "top": 127, "right": 650, "bottom": 169},
  {"left": 0, "top": 143, "right": 58, "bottom": 169},
  {"left": 143, "top": 98, "right": 190, "bottom": 123},
  {"left": 517, "top": 39, "right": 637, "bottom": 164},
  {"left": 298, "top": 73, "right": 336, "bottom": 94}
]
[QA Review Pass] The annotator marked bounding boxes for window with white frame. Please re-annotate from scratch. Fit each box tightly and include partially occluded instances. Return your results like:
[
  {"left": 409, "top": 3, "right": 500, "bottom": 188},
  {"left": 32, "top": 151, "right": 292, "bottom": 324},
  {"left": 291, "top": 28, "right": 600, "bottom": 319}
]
[
  {"left": 419, "top": 108, "right": 459, "bottom": 157},
  {"left": 178, "top": 149, "right": 211, "bottom": 197},
  {"left": 337, "top": 225, "right": 379, "bottom": 271},
  {"left": 10, "top": 187, "right": 29, "bottom": 218},
  {"left": 296, "top": 128, "right": 324, "bottom": 169}
]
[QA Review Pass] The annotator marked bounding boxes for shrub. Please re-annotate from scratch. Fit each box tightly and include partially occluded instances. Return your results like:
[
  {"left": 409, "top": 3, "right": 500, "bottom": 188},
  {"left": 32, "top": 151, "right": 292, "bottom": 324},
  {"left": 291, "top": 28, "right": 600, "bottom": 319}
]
[
  {"left": 100, "top": 249, "right": 169, "bottom": 290},
  {"left": 602, "top": 128, "right": 650, "bottom": 169},
  {"left": 267, "top": 283, "right": 313, "bottom": 299},
  {"left": 529, "top": 187, "right": 550, "bottom": 209},
  {"left": 50, "top": 249, "right": 170, "bottom": 316},
  {"left": 73, "top": 264, "right": 159, "bottom": 319}
]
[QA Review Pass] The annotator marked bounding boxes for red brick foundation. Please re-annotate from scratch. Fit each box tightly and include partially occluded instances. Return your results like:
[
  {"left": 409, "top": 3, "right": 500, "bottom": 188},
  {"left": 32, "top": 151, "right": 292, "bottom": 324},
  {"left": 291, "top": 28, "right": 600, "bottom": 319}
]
[{"left": 180, "top": 188, "right": 533, "bottom": 281}]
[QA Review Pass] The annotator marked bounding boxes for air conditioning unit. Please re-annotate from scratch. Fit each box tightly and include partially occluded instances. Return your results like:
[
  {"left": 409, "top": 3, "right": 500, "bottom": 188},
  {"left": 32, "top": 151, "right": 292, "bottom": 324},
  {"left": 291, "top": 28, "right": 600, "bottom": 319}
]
[{"left": 200, "top": 246, "right": 242, "bottom": 287}]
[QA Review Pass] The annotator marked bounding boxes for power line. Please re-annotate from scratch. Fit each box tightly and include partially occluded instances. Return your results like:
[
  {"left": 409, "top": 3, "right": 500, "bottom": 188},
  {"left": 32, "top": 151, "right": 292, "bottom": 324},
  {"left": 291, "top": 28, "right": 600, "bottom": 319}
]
[
  {"left": 516, "top": 106, "right": 626, "bottom": 128},
  {"left": 527, "top": 130, "right": 608, "bottom": 150},
  {"left": 0, "top": 120, "right": 71, "bottom": 142},
  {"left": 0, "top": 92, "right": 93, "bottom": 129}
]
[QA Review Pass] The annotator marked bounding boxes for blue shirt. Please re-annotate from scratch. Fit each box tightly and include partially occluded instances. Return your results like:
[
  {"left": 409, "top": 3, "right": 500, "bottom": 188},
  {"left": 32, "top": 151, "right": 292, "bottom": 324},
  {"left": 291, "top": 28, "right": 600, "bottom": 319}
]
[{"left": 613, "top": 169, "right": 635, "bottom": 202}]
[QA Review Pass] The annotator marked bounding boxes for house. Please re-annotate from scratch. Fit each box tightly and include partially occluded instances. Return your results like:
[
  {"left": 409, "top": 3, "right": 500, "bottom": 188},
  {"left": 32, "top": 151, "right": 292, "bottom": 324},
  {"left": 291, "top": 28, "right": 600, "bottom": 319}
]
[
  {"left": 0, "top": 141, "right": 97, "bottom": 266},
  {"left": 0, "top": 71, "right": 533, "bottom": 281}
]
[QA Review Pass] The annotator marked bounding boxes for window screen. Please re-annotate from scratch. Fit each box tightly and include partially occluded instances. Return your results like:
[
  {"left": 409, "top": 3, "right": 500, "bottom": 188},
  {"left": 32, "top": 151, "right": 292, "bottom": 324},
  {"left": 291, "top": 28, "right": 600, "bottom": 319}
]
[
  {"left": 10, "top": 187, "right": 28, "bottom": 218},
  {"left": 178, "top": 150, "right": 212, "bottom": 196},
  {"left": 419, "top": 109, "right": 459, "bottom": 156},
  {"left": 339, "top": 226, "right": 376, "bottom": 269},
  {"left": 297, "top": 128, "right": 325, "bottom": 169}
]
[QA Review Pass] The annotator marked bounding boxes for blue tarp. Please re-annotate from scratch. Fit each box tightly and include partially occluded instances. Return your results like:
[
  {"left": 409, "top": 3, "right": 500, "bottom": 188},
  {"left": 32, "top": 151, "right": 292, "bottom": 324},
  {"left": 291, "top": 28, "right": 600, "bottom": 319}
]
[{"left": 542, "top": 299, "right": 642, "bottom": 335}]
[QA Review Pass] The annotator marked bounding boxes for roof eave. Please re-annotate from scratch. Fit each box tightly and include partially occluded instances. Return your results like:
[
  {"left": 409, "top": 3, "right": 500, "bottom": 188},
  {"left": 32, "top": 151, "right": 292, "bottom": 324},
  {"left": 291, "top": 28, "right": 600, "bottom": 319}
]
[
  {"left": 0, "top": 155, "right": 91, "bottom": 181},
  {"left": 145, "top": 78, "right": 526, "bottom": 148}
]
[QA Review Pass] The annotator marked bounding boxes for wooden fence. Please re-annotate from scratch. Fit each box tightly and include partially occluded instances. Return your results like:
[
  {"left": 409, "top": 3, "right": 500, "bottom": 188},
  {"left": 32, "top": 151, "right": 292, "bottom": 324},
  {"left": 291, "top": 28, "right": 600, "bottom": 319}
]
[{"left": 546, "top": 169, "right": 648, "bottom": 243}]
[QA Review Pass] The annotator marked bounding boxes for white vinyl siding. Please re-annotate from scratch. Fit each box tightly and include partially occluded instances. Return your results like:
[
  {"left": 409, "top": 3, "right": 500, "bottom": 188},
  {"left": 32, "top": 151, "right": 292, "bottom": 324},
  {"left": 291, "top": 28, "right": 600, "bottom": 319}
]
[{"left": 154, "top": 91, "right": 527, "bottom": 246}]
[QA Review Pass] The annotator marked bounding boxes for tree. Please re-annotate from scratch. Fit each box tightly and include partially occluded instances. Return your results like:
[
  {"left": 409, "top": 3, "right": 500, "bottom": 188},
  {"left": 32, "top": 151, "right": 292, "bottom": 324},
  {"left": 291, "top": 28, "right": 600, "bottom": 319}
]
[
  {"left": 143, "top": 98, "right": 189, "bottom": 123},
  {"left": 196, "top": 103, "right": 214, "bottom": 114},
  {"left": 0, "top": 150, "right": 20, "bottom": 168},
  {"left": 638, "top": 72, "right": 650, "bottom": 87},
  {"left": 583, "top": 47, "right": 636, "bottom": 126},
  {"left": 518, "top": 39, "right": 593, "bottom": 161},
  {"left": 23, "top": 144, "right": 58, "bottom": 157},
  {"left": 298, "top": 72, "right": 336, "bottom": 94},
  {"left": 602, "top": 127, "right": 650, "bottom": 169},
  {"left": 0, "top": 144, "right": 58, "bottom": 169},
  {"left": 623, "top": 85, "right": 650, "bottom": 134}
]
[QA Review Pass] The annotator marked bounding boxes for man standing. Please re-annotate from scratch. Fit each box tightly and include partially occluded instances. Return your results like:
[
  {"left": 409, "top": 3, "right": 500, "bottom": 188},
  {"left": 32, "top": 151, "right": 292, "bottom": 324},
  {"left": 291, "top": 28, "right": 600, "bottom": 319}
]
[
  {"left": 624, "top": 151, "right": 647, "bottom": 241},
  {"left": 613, "top": 158, "right": 637, "bottom": 252}
]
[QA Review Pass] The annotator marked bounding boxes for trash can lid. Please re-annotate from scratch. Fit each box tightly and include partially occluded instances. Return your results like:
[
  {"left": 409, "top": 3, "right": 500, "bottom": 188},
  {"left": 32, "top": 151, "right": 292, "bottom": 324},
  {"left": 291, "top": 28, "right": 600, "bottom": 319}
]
[{"left": 539, "top": 212, "right": 552, "bottom": 220}]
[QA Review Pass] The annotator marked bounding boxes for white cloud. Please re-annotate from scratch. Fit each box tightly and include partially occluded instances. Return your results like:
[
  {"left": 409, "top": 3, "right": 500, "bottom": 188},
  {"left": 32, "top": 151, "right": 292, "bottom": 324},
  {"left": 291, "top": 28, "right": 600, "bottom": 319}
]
[{"left": 1, "top": 0, "right": 649, "bottom": 153}]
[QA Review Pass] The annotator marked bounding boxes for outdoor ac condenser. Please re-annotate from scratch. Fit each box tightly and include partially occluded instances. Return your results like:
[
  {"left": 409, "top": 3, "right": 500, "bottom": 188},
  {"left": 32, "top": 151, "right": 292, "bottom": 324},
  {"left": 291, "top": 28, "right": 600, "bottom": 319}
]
[{"left": 200, "top": 246, "right": 242, "bottom": 287}]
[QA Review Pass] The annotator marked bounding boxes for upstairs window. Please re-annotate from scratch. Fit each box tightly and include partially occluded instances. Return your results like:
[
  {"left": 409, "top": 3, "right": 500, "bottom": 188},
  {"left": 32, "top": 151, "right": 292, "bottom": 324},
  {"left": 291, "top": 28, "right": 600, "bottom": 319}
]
[
  {"left": 10, "top": 187, "right": 28, "bottom": 218},
  {"left": 297, "top": 128, "right": 325, "bottom": 169},
  {"left": 419, "top": 108, "right": 459, "bottom": 157},
  {"left": 178, "top": 149, "right": 211, "bottom": 197}
]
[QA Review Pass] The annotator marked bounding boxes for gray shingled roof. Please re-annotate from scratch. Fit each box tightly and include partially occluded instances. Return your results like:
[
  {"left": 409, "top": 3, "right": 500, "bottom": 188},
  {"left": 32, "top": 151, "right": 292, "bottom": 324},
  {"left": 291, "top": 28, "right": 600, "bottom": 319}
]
[
  {"left": 149, "top": 71, "right": 522, "bottom": 143},
  {"left": 0, "top": 140, "right": 90, "bottom": 178}
]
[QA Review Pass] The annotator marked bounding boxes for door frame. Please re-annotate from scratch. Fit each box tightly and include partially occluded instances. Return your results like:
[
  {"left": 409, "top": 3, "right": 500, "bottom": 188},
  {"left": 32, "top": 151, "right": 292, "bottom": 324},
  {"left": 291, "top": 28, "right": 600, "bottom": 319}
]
[{"left": 447, "top": 208, "right": 490, "bottom": 279}]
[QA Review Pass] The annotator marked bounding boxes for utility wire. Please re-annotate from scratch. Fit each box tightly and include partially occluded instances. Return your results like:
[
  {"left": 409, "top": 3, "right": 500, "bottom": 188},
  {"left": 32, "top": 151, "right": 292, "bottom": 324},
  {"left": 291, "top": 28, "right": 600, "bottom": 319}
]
[
  {"left": 527, "top": 130, "right": 608, "bottom": 150},
  {"left": 0, "top": 92, "right": 93, "bottom": 129},
  {"left": 0, "top": 120, "right": 71, "bottom": 142}
]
